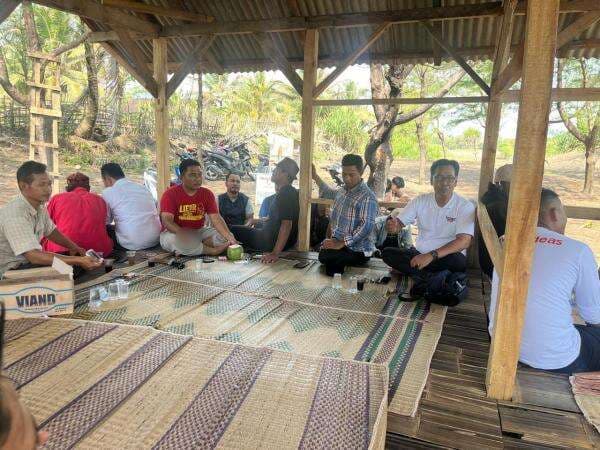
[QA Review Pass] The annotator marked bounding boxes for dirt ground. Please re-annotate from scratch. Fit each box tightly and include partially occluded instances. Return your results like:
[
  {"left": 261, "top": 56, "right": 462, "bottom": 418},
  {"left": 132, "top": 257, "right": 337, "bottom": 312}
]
[{"left": 1, "top": 141, "right": 599, "bottom": 259}]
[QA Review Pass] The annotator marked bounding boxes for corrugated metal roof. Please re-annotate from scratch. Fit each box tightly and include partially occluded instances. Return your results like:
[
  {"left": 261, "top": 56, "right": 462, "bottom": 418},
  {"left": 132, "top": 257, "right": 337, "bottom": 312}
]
[{"left": 79, "top": 0, "right": 600, "bottom": 74}]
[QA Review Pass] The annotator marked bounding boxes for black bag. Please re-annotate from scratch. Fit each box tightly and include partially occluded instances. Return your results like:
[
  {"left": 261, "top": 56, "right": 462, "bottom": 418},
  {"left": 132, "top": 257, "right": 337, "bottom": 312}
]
[{"left": 409, "top": 270, "right": 468, "bottom": 306}]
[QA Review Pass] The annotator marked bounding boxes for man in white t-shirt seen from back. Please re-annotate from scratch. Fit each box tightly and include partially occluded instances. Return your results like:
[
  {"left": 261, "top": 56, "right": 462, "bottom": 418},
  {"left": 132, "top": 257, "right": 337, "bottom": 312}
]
[
  {"left": 101, "top": 163, "right": 162, "bottom": 251},
  {"left": 382, "top": 159, "right": 475, "bottom": 278},
  {"left": 489, "top": 188, "right": 600, "bottom": 373}
]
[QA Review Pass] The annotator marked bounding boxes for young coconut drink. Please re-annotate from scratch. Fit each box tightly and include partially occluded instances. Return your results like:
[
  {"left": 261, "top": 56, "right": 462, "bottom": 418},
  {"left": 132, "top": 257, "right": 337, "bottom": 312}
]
[{"left": 227, "top": 244, "right": 244, "bottom": 261}]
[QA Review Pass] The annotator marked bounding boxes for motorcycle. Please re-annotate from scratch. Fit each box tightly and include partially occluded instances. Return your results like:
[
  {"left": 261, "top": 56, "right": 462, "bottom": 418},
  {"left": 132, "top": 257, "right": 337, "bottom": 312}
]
[
  {"left": 143, "top": 145, "right": 198, "bottom": 202},
  {"left": 202, "top": 143, "right": 268, "bottom": 181}
]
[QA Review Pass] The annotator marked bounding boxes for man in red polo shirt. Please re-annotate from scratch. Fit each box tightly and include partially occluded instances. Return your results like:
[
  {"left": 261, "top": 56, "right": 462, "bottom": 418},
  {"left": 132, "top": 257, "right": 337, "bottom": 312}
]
[
  {"left": 159, "top": 159, "right": 236, "bottom": 256},
  {"left": 43, "top": 172, "right": 113, "bottom": 256}
]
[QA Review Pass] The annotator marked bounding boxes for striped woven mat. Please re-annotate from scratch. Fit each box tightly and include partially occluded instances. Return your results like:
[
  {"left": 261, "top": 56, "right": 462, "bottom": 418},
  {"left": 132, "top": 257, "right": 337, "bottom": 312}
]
[
  {"left": 571, "top": 372, "right": 600, "bottom": 433},
  {"left": 71, "top": 258, "right": 446, "bottom": 416},
  {"left": 3, "top": 319, "right": 387, "bottom": 449}
]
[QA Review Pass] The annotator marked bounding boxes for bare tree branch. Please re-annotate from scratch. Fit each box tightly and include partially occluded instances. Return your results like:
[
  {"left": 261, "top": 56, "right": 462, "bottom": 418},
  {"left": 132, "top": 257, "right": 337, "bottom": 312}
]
[
  {"left": 556, "top": 59, "right": 586, "bottom": 143},
  {"left": 393, "top": 69, "right": 466, "bottom": 126},
  {"left": 0, "top": 47, "right": 29, "bottom": 105},
  {"left": 51, "top": 31, "right": 92, "bottom": 57}
]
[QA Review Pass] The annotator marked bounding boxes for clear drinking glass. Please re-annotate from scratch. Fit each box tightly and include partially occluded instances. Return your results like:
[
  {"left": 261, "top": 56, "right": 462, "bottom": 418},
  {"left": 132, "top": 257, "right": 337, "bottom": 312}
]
[
  {"left": 89, "top": 287, "right": 102, "bottom": 309},
  {"left": 117, "top": 279, "right": 129, "bottom": 299},
  {"left": 194, "top": 259, "right": 203, "bottom": 273},
  {"left": 126, "top": 251, "right": 137, "bottom": 266},
  {"left": 108, "top": 282, "right": 119, "bottom": 300},
  {"left": 348, "top": 276, "right": 358, "bottom": 294},
  {"left": 332, "top": 273, "right": 342, "bottom": 289}
]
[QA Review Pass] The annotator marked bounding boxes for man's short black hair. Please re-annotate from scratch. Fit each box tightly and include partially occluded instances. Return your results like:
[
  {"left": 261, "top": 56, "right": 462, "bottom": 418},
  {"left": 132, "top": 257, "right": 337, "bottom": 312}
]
[
  {"left": 16, "top": 161, "right": 46, "bottom": 185},
  {"left": 225, "top": 172, "right": 240, "bottom": 182},
  {"left": 179, "top": 159, "right": 202, "bottom": 176},
  {"left": 341, "top": 154, "right": 363, "bottom": 172},
  {"left": 430, "top": 159, "right": 460, "bottom": 183},
  {"left": 540, "top": 188, "right": 560, "bottom": 211},
  {"left": 100, "top": 163, "right": 125, "bottom": 180},
  {"left": 391, "top": 176, "right": 405, "bottom": 189}
]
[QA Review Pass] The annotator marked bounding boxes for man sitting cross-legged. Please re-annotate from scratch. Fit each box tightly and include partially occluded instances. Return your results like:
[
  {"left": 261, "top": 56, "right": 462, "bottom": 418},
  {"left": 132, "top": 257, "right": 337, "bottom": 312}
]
[
  {"left": 230, "top": 157, "right": 299, "bottom": 264},
  {"left": 318, "top": 154, "right": 378, "bottom": 276},
  {"left": 218, "top": 172, "right": 254, "bottom": 227},
  {"left": 489, "top": 189, "right": 600, "bottom": 374},
  {"left": 159, "top": 159, "right": 237, "bottom": 256},
  {"left": 382, "top": 159, "right": 475, "bottom": 279}
]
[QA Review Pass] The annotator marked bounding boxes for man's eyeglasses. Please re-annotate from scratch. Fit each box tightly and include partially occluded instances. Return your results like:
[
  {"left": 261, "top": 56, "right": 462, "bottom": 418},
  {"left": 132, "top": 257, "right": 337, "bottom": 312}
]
[{"left": 433, "top": 175, "right": 456, "bottom": 183}]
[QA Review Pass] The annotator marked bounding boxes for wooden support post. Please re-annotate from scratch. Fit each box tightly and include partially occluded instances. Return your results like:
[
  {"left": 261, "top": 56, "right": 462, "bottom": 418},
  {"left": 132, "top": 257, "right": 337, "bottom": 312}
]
[
  {"left": 153, "top": 38, "right": 170, "bottom": 200},
  {"left": 297, "top": 29, "right": 318, "bottom": 252},
  {"left": 486, "top": 0, "right": 560, "bottom": 401},
  {"left": 478, "top": 0, "right": 517, "bottom": 198}
]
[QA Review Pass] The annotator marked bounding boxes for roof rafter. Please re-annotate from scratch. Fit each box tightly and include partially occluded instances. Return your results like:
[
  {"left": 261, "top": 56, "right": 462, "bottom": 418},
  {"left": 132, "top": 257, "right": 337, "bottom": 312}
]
[
  {"left": 32, "top": 0, "right": 159, "bottom": 35},
  {"left": 166, "top": 35, "right": 214, "bottom": 98},
  {"left": 114, "top": 29, "right": 158, "bottom": 95},
  {"left": 421, "top": 21, "right": 491, "bottom": 95},
  {"left": 100, "top": 0, "right": 214, "bottom": 23},
  {"left": 254, "top": 33, "right": 304, "bottom": 96}
]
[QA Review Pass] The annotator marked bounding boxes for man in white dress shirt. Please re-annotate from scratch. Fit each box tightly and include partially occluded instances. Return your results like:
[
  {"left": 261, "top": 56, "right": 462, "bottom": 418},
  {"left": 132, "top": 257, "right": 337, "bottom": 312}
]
[
  {"left": 382, "top": 159, "right": 475, "bottom": 278},
  {"left": 489, "top": 189, "right": 600, "bottom": 373},
  {"left": 101, "top": 163, "right": 161, "bottom": 250}
]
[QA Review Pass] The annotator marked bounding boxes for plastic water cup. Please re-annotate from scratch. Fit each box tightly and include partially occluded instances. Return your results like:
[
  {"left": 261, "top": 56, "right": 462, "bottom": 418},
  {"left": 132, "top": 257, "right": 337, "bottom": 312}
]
[
  {"left": 194, "top": 259, "right": 203, "bottom": 273},
  {"left": 332, "top": 273, "right": 342, "bottom": 289},
  {"left": 357, "top": 277, "right": 366, "bottom": 291},
  {"left": 348, "top": 276, "right": 358, "bottom": 294},
  {"left": 117, "top": 279, "right": 129, "bottom": 299},
  {"left": 89, "top": 287, "right": 102, "bottom": 309},
  {"left": 126, "top": 251, "right": 136, "bottom": 266},
  {"left": 108, "top": 282, "right": 119, "bottom": 300}
]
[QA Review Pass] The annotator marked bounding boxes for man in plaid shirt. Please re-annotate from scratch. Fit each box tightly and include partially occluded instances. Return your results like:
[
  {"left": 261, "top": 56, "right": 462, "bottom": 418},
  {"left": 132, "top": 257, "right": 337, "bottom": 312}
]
[{"left": 318, "top": 154, "right": 378, "bottom": 276}]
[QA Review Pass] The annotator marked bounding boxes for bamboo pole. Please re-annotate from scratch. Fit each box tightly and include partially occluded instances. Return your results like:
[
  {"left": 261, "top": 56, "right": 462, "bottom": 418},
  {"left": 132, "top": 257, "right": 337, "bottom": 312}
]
[
  {"left": 153, "top": 38, "right": 170, "bottom": 199},
  {"left": 486, "top": 0, "right": 560, "bottom": 401},
  {"left": 297, "top": 29, "right": 318, "bottom": 252}
]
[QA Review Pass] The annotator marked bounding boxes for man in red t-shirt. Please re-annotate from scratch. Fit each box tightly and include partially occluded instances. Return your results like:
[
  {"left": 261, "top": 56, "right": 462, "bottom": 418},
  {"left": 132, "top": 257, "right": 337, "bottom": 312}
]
[{"left": 159, "top": 159, "right": 237, "bottom": 255}]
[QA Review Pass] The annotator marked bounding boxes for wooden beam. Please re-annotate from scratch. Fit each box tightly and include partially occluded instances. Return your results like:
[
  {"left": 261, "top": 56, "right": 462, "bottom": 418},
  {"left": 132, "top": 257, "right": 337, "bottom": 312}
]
[
  {"left": 310, "top": 198, "right": 407, "bottom": 209},
  {"left": 203, "top": 49, "right": 224, "bottom": 73},
  {"left": 421, "top": 21, "right": 490, "bottom": 95},
  {"left": 32, "top": 0, "right": 159, "bottom": 35},
  {"left": 166, "top": 36, "right": 214, "bottom": 98},
  {"left": 298, "top": 29, "right": 318, "bottom": 252},
  {"left": 487, "top": 0, "right": 560, "bottom": 401},
  {"left": 0, "top": 0, "right": 20, "bottom": 25},
  {"left": 493, "top": 10, "right": 600, "bottom": 94},
  {"left": 254, "top": 33, "right": 304, "bottom": 96},
  {"left": 478, "top": 0, "right": 517, "bottom": 199},
  {"left": 515, "top": 0, "right": 600, "bottom": 14},
  {"left": 313, "top": 22, "right": 391, "bottom": 98},
  {"left": 153, "top": 38, "right": 170, "bottom": 200},
  {"left": 115, "top": 29, "right": 158, "bottom": 95},
  {"left": 564, "top": 205, "right": 600, "bottom": 221},
  {"left": 314, "top": 96, "right": 490, "bottom": 106},
  {"left": 500, "top": 87, "right": 600, "bottom": 102},
  {"left": 101, "top": 0, "right": 214, "bottom": 23},
  {"left": 477, "top": 201, "right": 504, "bottom": 278},
  {"left": 161, "top": 2, "right": 504, "bottom": 37},
  {"left": 99, "top": 41, "right": 157, "bottom": 96}
]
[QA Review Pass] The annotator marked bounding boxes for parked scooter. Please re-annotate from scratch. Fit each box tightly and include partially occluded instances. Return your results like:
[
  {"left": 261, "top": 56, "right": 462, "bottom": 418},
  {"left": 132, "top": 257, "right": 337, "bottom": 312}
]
[
  {"left": 202, "top": 143, "right": 267, "bottom": 181},
  {"left": 143, "top": 145, "right": 198, "bottom": 202}
]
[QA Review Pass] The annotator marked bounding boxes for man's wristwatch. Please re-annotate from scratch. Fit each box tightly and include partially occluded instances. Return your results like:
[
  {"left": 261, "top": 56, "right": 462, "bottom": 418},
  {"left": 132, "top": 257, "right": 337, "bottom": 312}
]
[{"left": 429, "top": 250, "right": 439, "bottom": 261}]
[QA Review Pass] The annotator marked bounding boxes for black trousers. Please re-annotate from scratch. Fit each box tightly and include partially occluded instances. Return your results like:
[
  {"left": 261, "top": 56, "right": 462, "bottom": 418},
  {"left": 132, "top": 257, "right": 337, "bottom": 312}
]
[
  {"left": 318, "top": 248, "right": 370, "bottom": 277},
  {"left": 230, "top": 225, "right": 276, "bottom": 252},
  {"left": 381, "top": 247, "right": 467, "bottom": 278},
  {"left": 549, "top": 325, "right": 600, "bottom": 374}
]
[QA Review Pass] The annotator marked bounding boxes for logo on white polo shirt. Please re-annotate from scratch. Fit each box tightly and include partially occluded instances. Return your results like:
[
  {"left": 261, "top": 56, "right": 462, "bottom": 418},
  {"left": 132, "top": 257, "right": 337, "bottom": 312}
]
[
  {"left": 446, "top": 216, "right": 456, "bottom": 223},
  {"left": 535, "top": 235, "right": 562, "bottom": 246}
]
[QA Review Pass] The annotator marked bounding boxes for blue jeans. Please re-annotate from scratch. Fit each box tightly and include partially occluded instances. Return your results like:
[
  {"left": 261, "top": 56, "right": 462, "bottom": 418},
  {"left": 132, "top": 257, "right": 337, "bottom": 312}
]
[{"left": 550, "top": 325, "right": 600, "bottom": 374}]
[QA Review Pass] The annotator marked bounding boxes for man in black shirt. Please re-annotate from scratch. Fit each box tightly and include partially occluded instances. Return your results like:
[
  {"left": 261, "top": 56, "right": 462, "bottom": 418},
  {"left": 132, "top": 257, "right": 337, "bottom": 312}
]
[
  {"left": 218, "top": 173, "right": 254, "bottom": 226},
  {"left": 230, "top": 157, "right": 299, "bottom": 263}
]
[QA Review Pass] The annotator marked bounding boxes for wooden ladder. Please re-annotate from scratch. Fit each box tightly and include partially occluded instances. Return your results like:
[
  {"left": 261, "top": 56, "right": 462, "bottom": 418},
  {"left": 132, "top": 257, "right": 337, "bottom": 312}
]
[{"left": 28, "top": 52, "right": 62, "bottom": 193}]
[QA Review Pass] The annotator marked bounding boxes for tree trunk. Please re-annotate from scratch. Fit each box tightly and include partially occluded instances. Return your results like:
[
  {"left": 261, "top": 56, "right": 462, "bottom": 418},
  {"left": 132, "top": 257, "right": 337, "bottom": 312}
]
[
  {"left": 416, "top": 118, "right": 427, "bottom": 184},
  {"left": 75, "top": 41, "right": 99, "bottom": 139},
  {"left": 583, "top": 142, "right": 597, "bottom": 194},
  {"left": 197, "top": 72, "right": 203, "bottom": 144}
]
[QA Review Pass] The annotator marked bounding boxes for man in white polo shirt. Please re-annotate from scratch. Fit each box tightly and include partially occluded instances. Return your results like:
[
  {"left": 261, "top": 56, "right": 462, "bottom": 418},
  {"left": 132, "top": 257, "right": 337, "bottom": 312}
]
[
  {"left": 382, "top": 159, "right": 475, "bottom": 278},
  {"left": 101, "top": 163, "right": 161, "bottom": 251},
  {"left": 489, "top": 189, "right": 600, "bottom": 373}
]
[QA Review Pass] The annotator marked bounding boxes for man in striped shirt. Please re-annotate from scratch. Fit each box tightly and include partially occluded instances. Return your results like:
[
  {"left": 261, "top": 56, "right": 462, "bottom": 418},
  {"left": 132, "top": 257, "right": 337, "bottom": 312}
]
[{"left": 318, "top": 154, "right": 378, "bottom": 276}]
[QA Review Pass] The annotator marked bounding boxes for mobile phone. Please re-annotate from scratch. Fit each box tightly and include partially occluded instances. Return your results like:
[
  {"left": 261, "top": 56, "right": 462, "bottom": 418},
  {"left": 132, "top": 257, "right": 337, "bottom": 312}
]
[
  {"left": 293, "top": 261, "right": 310, "bottom": 269},
  {"left": 85, "top": 249, "right": 103, "bottom": 261},
  {"left": 202, "top": 257, "right": 215, "bottom": 263}
]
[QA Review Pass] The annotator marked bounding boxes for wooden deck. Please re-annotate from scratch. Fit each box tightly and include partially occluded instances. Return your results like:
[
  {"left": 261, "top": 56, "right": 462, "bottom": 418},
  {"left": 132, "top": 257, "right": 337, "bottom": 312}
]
[{"left": 386, "top": 272, "right": 600, "bottom": 449}]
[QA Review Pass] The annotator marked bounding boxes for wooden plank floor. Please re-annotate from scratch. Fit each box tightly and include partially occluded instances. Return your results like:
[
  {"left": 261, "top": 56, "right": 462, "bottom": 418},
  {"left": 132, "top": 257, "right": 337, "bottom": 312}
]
[{"left": 386, "top": 271, "right": 600, "bottom": 449}]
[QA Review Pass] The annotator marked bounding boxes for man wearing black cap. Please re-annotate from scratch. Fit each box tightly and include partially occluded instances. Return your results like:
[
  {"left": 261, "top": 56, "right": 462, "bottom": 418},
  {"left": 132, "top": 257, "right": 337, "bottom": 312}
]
[{"left": 230, "top": 157, "right": 299, "bottom": 263}]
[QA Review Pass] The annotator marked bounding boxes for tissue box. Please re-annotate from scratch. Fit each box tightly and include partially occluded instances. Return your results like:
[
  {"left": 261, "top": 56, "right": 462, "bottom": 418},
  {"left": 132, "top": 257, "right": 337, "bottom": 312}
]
[{"left": 0, "top": 267, "right": 74, "bottom": 319}]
